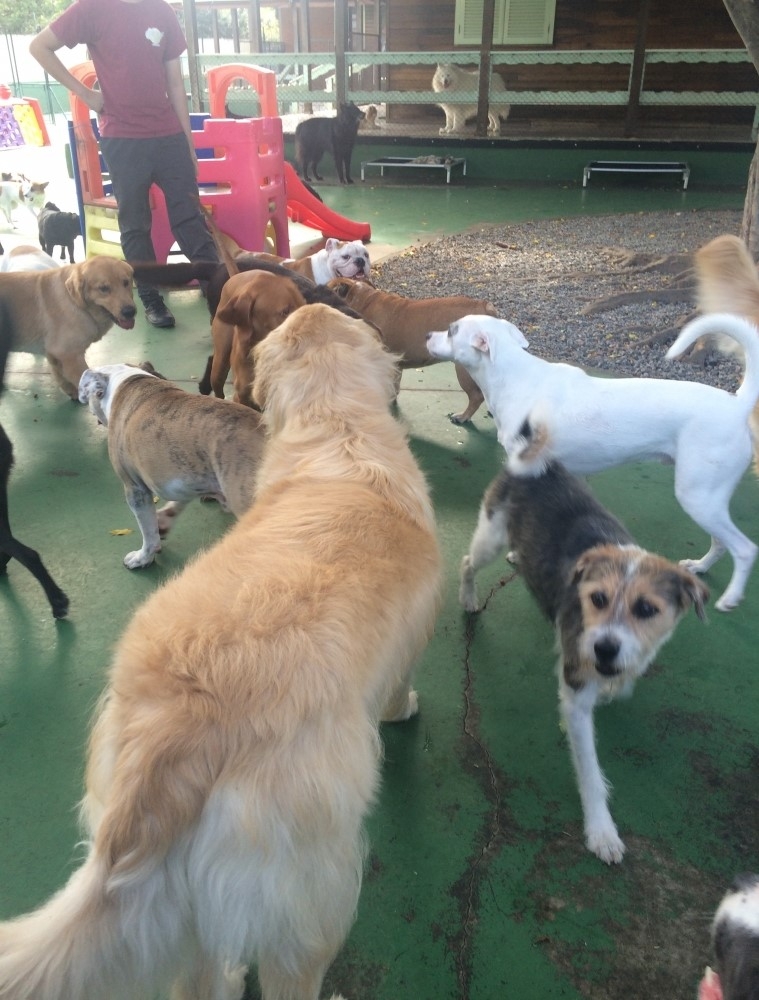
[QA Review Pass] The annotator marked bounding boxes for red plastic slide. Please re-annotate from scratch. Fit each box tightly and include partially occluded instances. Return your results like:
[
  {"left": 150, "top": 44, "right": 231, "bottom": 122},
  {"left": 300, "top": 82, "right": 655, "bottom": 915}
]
[{"left": 284, "top": 162, "right": 371, "bottom": 243}]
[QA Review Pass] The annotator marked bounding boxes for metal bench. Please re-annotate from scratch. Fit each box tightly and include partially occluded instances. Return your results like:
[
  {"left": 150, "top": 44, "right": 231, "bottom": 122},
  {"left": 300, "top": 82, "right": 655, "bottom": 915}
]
[
  {"left": 361, "top": 156, "right": 467, "bottom": 184},
  {"left": 583, "top": 160, "right": 690, "bottom": 189}
]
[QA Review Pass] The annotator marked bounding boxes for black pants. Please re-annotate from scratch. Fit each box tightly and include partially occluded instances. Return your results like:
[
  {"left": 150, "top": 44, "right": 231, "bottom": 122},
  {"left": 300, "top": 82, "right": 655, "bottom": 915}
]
[{"left": 100, "top": 132, "right": 219, "bottom": 307}]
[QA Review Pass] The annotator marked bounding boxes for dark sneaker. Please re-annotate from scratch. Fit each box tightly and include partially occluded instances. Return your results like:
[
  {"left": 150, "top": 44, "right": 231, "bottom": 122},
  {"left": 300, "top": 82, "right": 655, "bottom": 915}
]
[{"left": 144, "top": 301, "right": 175, "bottom": 328}]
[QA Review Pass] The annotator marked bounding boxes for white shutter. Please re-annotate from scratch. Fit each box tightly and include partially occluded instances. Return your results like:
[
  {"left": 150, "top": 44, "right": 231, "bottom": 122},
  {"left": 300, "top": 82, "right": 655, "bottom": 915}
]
[
  {"left": 454, "top": 0, "right": 555, "bottom": 45},
  {"left": 454, "top": 0, "right": 506, "bottom": 45},
  {"left": 503, "top": 0, "right": 556, "bottom": 44}
]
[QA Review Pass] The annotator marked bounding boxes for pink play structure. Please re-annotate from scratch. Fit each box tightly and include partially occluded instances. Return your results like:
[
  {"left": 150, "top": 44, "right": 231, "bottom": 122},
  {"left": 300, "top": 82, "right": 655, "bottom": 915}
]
[
  {"left": 69, "top": 61, "right": 371, "bottom": 262},
  {"left": 206, "top": 63, "right": 371, "bottom": 243}
]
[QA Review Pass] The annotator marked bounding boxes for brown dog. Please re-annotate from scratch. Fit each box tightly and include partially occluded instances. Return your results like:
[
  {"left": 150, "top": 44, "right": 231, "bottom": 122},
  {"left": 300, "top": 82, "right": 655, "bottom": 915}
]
[
  {"left": 329, "top": 277, "right": 498, "bottom": 422},
  {"left": 694, "top": 233, "right": 759, "bottom": 469},
  {"left": 0, "top": 255, "right": 136, "bottom": 398},
  {"left": 208, "top": 270, "right": 306, "bottom": 406}
]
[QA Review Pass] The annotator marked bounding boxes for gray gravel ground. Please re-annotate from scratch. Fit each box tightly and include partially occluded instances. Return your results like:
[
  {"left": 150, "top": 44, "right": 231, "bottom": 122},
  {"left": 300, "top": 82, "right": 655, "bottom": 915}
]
[{"left": 375, "top": 207, "right": 745, "bottom": 393}]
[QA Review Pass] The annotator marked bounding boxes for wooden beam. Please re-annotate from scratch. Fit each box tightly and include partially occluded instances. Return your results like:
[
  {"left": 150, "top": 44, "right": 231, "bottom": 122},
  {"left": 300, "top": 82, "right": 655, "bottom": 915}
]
[
  {"left": 476, "top": 0, "right": 496, "bottom": 136},
  {"left": 624, "top": 0, "right": 651, "bottom": 136},
  {"left": 335, "top": 0, "right": 347, "bottom": 107}
]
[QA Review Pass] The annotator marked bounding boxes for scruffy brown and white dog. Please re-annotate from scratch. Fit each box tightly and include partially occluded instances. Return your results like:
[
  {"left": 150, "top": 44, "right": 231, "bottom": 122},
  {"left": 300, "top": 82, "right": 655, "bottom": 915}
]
[
  {"left": 459, "top": 456, "right": 708, "bottom": 864},
  {"left": 0, "top": 303, "right": 442, "bottom": 1000}
]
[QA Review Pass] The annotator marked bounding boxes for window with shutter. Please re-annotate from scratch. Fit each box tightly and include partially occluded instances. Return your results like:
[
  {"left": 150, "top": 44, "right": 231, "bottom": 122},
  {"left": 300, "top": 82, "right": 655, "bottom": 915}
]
[{"left": 454, "top": 0, "right": 555, "bottom": 46}]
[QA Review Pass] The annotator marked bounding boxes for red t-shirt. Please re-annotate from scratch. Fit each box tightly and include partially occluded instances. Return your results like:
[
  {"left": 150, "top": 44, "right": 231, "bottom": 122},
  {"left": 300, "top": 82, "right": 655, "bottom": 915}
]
[{"left": 51, "top": 0, "right": 187, "bottom": 138}]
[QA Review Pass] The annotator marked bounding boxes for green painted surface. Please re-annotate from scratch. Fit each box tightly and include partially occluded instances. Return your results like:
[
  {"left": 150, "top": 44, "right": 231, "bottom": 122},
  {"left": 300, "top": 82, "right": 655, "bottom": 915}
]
[{"left": 0, "top": 178, "right": 756, "bottom": 1000}]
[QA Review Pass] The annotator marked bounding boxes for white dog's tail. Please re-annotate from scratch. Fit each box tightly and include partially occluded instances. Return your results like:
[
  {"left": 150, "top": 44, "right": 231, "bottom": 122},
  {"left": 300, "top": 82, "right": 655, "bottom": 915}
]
[
  {"left": 666, "top": 313, "right": 759, "bottom": 408},
  {"left": 0, "top": 849, "right": 180, "bottom": 1000}
]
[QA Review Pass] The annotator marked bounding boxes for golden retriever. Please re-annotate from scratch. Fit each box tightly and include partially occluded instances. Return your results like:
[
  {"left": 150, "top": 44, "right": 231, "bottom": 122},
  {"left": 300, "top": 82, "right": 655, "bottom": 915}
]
[
  {"left": 0, "top": 302, "right": 442, "bottom": 1000},
  {"left": 208, "top": 269, "right": 306, "bottom": 405},
  {"left": 0, "top": 255, "right": 136, "bottom": 398},
  {"left": 694, "top": 233, "right": 759, "bottom": 469}
]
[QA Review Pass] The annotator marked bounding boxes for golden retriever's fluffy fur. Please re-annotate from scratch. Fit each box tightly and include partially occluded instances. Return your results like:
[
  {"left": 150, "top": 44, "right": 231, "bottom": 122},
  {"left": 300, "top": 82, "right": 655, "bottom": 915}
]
[
  {"left": 0, "top": 255, "right": 136, "bottom": 398},
  {"left": 695, "top": 233, "right": 759, "bottom": 469},
  {"left": 0, "top": 303, "right": 442, "bottom": 1000}
]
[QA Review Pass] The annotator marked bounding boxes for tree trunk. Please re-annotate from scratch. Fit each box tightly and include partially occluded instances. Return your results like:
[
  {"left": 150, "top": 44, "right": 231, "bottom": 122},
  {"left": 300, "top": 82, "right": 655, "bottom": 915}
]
[{"left": 722, "top": 0, "right": 759, "bottom": 254}]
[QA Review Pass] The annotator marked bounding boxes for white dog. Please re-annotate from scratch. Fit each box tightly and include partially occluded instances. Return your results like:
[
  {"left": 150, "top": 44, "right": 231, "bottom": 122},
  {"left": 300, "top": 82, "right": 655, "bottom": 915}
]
[
  {"left": 432, "top": 63, "right": 510, "bottom": 136},
  {"left": 427, "top": 313, "right": 759, "bottom": 612}
]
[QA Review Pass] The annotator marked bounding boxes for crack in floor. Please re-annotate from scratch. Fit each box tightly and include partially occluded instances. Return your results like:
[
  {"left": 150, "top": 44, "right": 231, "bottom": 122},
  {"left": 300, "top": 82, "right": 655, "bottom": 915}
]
[{"left": 450, "top": 571, "right": 517, "bottom": 999}]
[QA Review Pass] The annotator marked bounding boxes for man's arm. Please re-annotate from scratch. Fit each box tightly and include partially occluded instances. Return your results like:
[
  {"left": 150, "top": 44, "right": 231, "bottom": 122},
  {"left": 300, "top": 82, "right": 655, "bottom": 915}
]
[{"left": 29, "top": 27, "right": 104, "bottom": 114}]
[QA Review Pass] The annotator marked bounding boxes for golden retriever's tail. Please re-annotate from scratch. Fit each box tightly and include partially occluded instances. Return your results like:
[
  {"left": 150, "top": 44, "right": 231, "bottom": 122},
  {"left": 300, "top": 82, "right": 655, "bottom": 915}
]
[
  {"left": 666, "top": 313, "right": 759, "bottom": 412},
  {"left": 0, "top": 848, "right": 181, "bottom": 1000},
  {"left": 503, "top": 417, "right": 552, "bottom": 476}
]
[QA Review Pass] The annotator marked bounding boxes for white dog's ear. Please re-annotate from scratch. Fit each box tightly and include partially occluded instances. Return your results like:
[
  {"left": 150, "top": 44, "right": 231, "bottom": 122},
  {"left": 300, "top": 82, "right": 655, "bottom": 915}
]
[
  {"left": 472, "top": 332, "right": 491, "bottom": 354},
  {"left": 325, "top": 238, "right": 339, "bottom": 252}
]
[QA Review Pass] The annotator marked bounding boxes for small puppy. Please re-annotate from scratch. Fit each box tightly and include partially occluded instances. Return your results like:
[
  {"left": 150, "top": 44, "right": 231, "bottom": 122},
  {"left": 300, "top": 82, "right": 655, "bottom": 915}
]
[
  {"left": 207, "top": 270, "right": 307, "bottom": 405},
  {"left": 0, "top": 244, "right": 60, "bottom": 273},
  {"left": 361, "top": 104, "right": 379, "bottom": 129},
  {"left": 0, "top": 176, "right": 48, "bottom": 226},
  {"left": 427, "top": 312, "right": 759, "bottom": 612},
  {"left": 38, "top": 202, "right": 82, "bottom": 263},
  {"left": 0, "top": 303, "right": 442, "bottom": 1000},
  {"left": 700, "top": 874, "right": 759, "bottom": 1000},
  {"left": 459, "top": 458, "right": 708, "bottom": 863},
  {"left": 78, "top": 364, "right": 265, "bottom": 568},
  {"left": 330, "top": 276, "right": 497, "bottom": 421}
]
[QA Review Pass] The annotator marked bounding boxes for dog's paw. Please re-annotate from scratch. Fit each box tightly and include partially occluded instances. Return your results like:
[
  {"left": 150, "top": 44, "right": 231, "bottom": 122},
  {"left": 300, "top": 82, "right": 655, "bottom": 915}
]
[
  {"left": 586, "top": 826, "right": 626, "bottom": 865},
  {"left": 124, "top": 548, "right": 158, "bottom": 570},
  {"left": 459, "top": 583, "right": 480, "bottom": 613},
  {"left": 382, "top": 688, "right": 419, "bottom": 723}
]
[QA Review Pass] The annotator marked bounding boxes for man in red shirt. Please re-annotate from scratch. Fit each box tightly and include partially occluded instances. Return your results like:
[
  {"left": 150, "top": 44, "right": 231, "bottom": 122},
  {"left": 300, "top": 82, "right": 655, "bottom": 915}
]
[{"left": 30, "top": 0, "right": 219, "bottom": 328}]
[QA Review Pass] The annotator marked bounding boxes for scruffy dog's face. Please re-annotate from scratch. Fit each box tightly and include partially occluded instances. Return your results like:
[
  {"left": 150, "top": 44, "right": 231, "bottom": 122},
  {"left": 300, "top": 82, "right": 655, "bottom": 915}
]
[{"left": 563, "top": 546, "right": 708, "bottom": 691}]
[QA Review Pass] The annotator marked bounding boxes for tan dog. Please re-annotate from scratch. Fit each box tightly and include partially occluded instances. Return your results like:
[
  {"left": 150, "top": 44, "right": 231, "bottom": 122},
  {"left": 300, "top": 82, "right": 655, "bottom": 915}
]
[
  {"left": 0, "top": 255, "right": 136, "bottom": 398},
  {"left": 244, "top": 236, "right": 371, "bottom": 285},
  {"left": 0, "top": 303, "right": 442, "bottom": 1000},
  {"left": 78, "top": 364, "right": 265, "bottom": 568},
  {"left": 329, "top": 276, "right": 498, "bottom": 422},
  {"left": 208, "top": 270, "right": 306, "bottom": 406},
  {"left": 694, "top": 233, "right": 759, "bottom": 470}
]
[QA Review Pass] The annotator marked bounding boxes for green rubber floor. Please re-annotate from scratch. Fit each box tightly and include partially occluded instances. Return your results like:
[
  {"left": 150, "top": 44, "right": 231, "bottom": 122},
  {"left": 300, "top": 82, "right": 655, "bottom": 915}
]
[{"left": 1, "top": 165, "right": 756, "bottom": 1000}]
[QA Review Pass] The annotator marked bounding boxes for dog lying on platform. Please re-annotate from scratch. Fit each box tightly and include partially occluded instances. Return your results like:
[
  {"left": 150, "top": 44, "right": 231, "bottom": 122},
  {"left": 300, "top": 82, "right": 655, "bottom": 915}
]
[
  {"left": 78, "top": 364, "right": 265, "bottom": 568},
  {"left": 459, "top": 458, "right": 708, "bottom": 863},
  {"left": 206, "top": 270, "right": 307, "bottom": 406},
  {"left": 330, "top": 276, "right": 498, "bottom": 422},
  {"left": 0, "top": 255, "right": 136, "bottom": 398},
  {"left": 700, "top": 874, "right": 759, "bottom": 1000},
  {"left": 0, "top": 303, "right": 442, "bottom": 1000},
  {"left": 427, "top": 312, "right": 759, "bottom": 612}
]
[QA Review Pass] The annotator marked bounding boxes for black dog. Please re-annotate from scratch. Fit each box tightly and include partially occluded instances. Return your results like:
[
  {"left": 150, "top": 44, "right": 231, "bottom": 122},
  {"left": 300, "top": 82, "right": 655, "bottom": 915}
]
[
  {"left": 294, "top": 102, "right": 365, "bottom": 184},
  {"left": 0, "top": 316, "right": 69, "bottom": 619},
  {"left": 703, "top": 873, "right": 759, "bottom": 1000},
  {"left": 38, "top": 202, "right": 82, "bottom": 263}
]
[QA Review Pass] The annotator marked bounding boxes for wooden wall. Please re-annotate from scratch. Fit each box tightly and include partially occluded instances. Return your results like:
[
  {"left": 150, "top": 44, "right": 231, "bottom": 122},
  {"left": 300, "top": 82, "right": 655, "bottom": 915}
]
[{"left": 384, "top": 0, "right": 756, "bottom": 133}]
